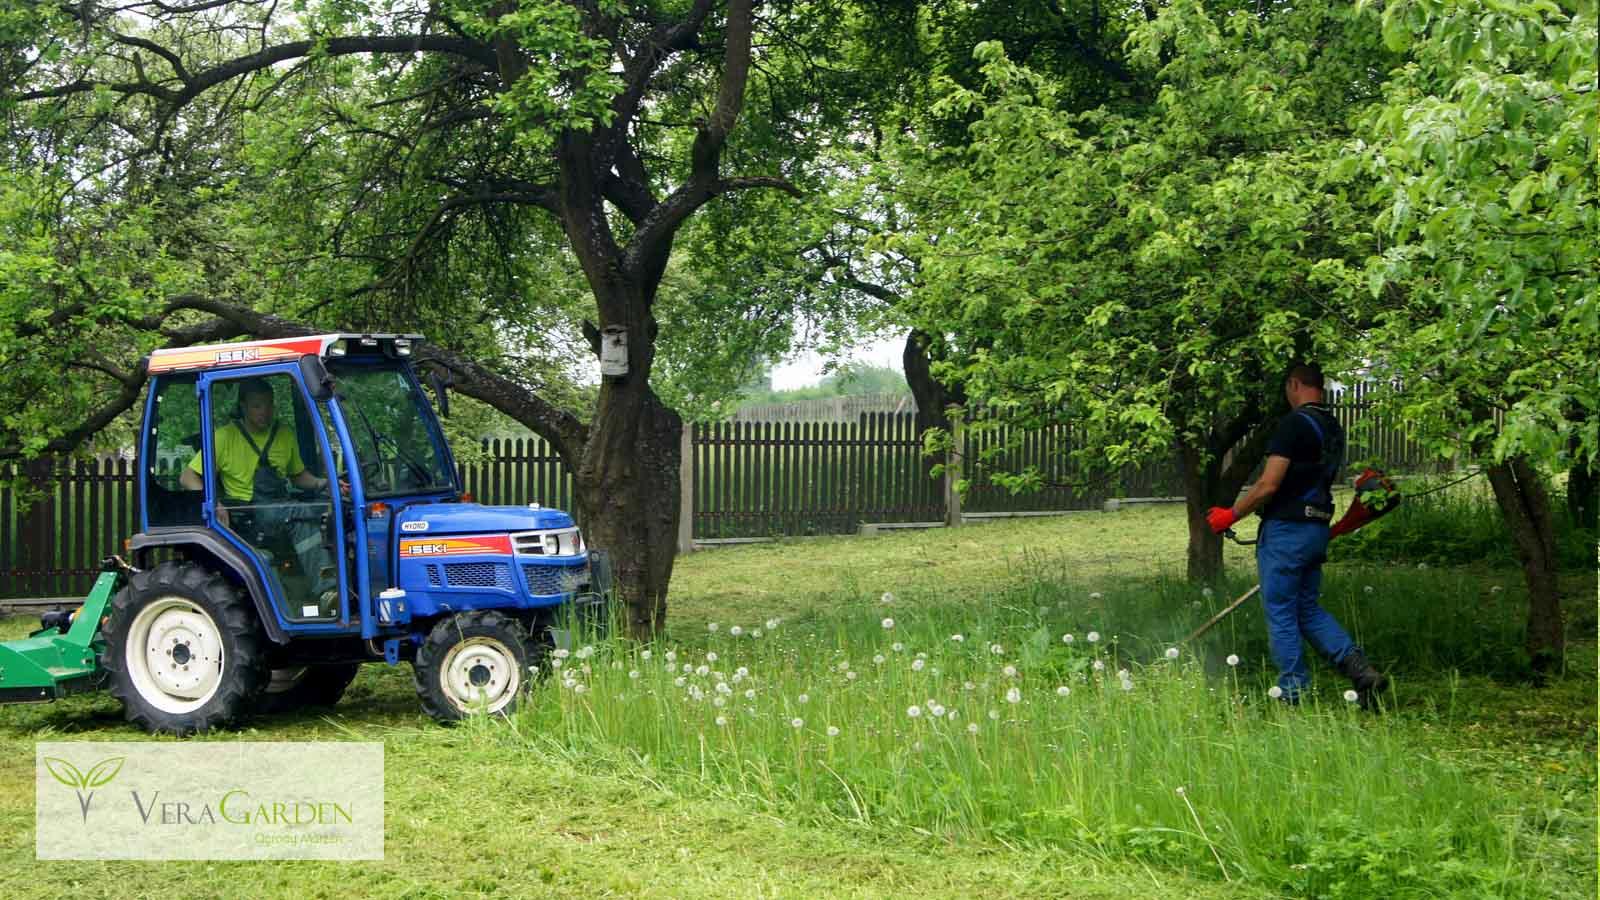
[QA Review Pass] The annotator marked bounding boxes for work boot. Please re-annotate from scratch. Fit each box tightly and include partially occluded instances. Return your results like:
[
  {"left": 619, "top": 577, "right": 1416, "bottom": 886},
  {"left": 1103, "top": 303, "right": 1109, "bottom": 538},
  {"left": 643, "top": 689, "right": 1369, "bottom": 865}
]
[{"left": 1336, "top": 648, "right": 1388, "bottom": 709}]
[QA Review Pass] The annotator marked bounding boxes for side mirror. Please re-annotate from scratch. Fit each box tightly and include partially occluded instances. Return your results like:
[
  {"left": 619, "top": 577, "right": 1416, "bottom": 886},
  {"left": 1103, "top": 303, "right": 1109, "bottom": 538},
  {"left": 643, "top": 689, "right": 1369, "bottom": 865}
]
[
  {"left": 300, "top": 354, "right": 335, "bottom": 401},
  {"left": 426, "top": 369, "right": 451, "bottom": 418}
]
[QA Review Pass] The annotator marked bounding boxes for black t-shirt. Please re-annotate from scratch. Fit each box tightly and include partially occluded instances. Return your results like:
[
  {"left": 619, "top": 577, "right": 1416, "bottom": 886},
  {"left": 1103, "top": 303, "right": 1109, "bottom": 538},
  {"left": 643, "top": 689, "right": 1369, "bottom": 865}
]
[{"left": 1261, "top": 402, "right": 1344, "bottom": 520}]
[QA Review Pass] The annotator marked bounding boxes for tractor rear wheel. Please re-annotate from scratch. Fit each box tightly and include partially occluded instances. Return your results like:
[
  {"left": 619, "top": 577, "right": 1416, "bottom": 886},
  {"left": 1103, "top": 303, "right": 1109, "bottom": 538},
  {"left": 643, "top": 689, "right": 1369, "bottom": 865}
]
[
  {"left": 258, "top": 663, "right": 362, "bottom": 714},
  {"left": 100, "top": 561, "right": 268, "bottom": 735},
  {"left": 413, "top": 611, "right": 530, "bottom": 722}
]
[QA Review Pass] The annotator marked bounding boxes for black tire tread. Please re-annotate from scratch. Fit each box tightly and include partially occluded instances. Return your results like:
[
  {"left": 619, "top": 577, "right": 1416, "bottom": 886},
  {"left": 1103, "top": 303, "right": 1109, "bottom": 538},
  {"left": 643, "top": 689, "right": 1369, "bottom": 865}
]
[{"left": 413, "top": 610, "right": 530, "bottom": 723}]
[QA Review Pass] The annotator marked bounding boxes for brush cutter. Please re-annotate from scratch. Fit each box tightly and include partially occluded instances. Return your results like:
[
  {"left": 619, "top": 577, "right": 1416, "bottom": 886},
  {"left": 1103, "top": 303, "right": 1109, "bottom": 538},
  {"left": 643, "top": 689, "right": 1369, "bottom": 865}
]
[{"left": 1182, "top": 468, "right": 1401, "bottom": 644}]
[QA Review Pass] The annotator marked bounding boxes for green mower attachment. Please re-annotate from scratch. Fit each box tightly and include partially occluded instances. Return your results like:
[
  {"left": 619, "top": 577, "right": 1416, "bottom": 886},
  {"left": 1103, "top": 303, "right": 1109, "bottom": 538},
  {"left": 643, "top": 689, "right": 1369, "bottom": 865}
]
[{"left": 0, "top": 557, "right": 126, "bottom": 704}]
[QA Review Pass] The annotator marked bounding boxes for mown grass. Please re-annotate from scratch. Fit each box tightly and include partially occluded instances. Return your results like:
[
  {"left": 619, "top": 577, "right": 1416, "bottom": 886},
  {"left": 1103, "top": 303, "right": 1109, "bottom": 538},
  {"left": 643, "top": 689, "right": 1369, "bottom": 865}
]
[{"left": 0, "top": 505, "right": 1594, "bottom": 898}]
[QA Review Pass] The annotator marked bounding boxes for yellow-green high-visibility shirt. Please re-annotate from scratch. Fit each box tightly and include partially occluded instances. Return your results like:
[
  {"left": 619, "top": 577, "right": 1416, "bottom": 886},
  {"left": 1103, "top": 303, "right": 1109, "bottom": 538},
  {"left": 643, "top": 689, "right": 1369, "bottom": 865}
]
[{"left": 187, "top": 421, "right": 306, "bottom": 502}]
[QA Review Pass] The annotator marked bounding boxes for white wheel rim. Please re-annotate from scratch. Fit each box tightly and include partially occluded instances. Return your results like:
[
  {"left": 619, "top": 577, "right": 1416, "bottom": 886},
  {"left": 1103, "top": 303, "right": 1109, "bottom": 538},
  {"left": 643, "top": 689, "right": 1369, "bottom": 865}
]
[
  {"left": 441, "top": 637, "right": 521, "bottom": 714},
  {"left": 125, "top": 596, "right": 225, "bottom": 715}
]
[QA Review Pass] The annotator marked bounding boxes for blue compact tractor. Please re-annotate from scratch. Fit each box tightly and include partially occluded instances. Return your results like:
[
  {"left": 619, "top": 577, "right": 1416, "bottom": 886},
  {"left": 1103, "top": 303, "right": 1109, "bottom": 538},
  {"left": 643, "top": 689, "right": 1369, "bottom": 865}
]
[{"left": 0, "top": 334, "right": 608, "bottom": 733}]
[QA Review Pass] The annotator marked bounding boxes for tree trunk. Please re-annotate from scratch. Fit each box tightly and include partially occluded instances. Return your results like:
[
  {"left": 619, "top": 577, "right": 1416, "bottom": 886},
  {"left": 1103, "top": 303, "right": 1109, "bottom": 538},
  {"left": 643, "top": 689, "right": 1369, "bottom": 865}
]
[
  {"left": 1567, "top": 423, "right": 1597, "bottom": 530},
  {"left": 575, "top": 378, "right": 682, "bottom": 641},
  {"left": 1486, "top": 455, "right": 1564, "bottom": 671},
  {"left": 1179, "top": 443, "right": 1228, "bottom": 582},
  {"left": 903, "top": 329, "right": 964, "bottom": 482}
]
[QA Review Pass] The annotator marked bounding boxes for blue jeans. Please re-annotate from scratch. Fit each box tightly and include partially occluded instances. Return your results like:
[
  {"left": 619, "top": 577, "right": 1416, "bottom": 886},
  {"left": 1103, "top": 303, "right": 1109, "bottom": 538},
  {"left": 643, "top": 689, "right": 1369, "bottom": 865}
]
[{"left": 1256, "top": 518, "right": 1356, "bottom": 698}]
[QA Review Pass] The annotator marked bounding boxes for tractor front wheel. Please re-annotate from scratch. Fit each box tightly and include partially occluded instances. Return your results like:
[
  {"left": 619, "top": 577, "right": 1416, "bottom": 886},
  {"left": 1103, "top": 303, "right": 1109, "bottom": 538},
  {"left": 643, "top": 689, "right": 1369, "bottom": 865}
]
[
  {"left": 413, "top": 611, "right": 530, "bottom": 722},
  {"left": 100, "top": 561, "right": 268, "bottom": 735}
]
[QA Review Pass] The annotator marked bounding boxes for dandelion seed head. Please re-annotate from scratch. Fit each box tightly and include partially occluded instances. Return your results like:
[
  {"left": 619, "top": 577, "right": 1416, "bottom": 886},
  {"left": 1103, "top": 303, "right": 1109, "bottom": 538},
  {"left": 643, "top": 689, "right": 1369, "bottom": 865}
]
[
  {"left": 1364, "top": 585, "right": 1375, "bottom": 594},
  {"left": 989, "top": 643, "right": 1004, "bottom": 655},
  {"left": 1005, "top": 687, "right": 1022, "bottom": 704},
  {"left": 963, "top": 681, "right": 976, "bottom": 691},
  {"left": 674, "top": 676, "right": 686, "bottom": 687},
  {"left": 751, "top": 628, "right": 764, "bottom": 639},
  {"left": 798, "top": 693, "right": 810, "bottom": 704},
  {"left": 1087, "top": 631, "right": 1100, "bottom": 643},
  {"left": 1002, "top": 665, "right": 1018, "bottom": 677},
  {"left": 1089, "top": 592, "right": 1103, "bottom": 601},
  {"left": 1119, "top": 679, "right": 1133, "bottom": 692},
  {"left": 640, "top": 650, "right": 652, "bottom": 661},
  {"left": 881, "top": 617, "right": 895, "bottom": 630},
  {"left": 745, "top": 689, "right": 756, "bottom": 700},
  {"left": 766, "top": 618, "right": 780, "bottom": 630},
  {"left": 713, "top": 696, "right": 726, "bottom": 708},
  {"left": 715, "top": 715, "right": 728, "bottom": 726},
  {"left": 696, "top": 665, "right": 710, "bottom": 676},
  {"left": 729, "top": 626, "right": 743, "bottom": 637},
  {"left": 892, "top": 642, "right": 905, "bottom": 653},
  {"left": 873, "top": 654, "right": 886, "bottom": 665},
  {"left": 1056, "top": 685, "right": 1071, "bottom": 697},
  {"left": 553, "top": 648, "right": 570, "bottom": 659},
  {"left": 967, "top": 722, "right": 980, "bottom": 735},
  {"left": 1092, "top": 660, "right": 1105, "bottom": 671},
  {"left": 574, "top": 683, "right": 588, "bottom": 694},
  {"left": 1226, "top": 654, "right": 1241, "bottom": 667},
  {"left": 552, "top": 659, "right": 564, "bottom": 670},
  {"left": 1062, "top": 633, "right": 1075, "bottom": 644},
  {"left": 951, "top": 633, "right": 964, "bottom": 642},
  {"left": 664, "top": 650, "right": 677, "bottom": 663},
  {"left": 791, "top": 717, "right": 804, "bottom": 729},
  {"left": 911, "top": 659, "right": 926, "bottom": 671},
  {"left": 846, "top": 670, "right": 858, "bottom": 681},
  {"left": 1343, "top": 689, "right": 1360, "bottom": 703},
  {"left": 1165, "top": 647, "right": 1180, "bottom": 660},
  {"left": 708, "top": 622, "right": 720, "bottom": 632},
  {"left": 881, "top": 592, "right": 895, "bottom": 605},
  {"left": 628, "top": 670, "right": 641, "bottom": 680},
  {"left": 1202, "top": 587, "right": 1214, "bottom": 599},
  {"left": 838, "top": 660, "right": 851, "bottom": 672},
  {"left": 827, "top": 726, "right": 840, "bottom": 737},
  {"left": 907, "top": 705, "right": 923, "bottom": 718},
  {"left": 1490, "top": 585, "right": 1503, "bottom": 594},
  {"left": 988, "top": 709, "right": 1000, "bottom": 720},
  {"left": 1268, "top": 686, "right": 1284, "bottom": 699}
]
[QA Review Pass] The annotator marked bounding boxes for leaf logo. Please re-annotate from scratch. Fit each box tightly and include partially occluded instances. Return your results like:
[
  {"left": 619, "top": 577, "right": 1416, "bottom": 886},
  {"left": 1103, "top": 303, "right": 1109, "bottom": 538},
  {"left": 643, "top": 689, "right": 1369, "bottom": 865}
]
[{"left": 43, "top": 756, "right": 124, "bottom": 822}]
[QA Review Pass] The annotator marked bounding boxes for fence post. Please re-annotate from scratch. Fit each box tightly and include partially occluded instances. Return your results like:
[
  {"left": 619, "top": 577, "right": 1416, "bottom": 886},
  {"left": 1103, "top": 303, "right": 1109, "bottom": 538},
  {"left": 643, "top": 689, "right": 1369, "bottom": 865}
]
[
  {"left": 678, "top": 423, "right": 695, "bottom": 554},
  {"left": 944, "top": 406, "right": 964, "bottom": 528}
]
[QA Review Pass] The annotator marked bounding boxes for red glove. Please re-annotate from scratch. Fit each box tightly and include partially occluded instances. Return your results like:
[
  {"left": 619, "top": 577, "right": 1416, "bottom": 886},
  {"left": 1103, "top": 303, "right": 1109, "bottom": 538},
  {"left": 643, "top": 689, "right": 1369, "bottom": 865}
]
[{"left": 1206, "top": 506, "right": 1238, "bottom": 535}]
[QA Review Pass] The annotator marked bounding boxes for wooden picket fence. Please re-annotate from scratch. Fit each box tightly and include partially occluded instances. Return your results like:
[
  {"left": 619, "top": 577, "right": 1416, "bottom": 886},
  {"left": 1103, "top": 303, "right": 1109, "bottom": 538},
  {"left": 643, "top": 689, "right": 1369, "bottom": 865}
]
[{"left": 1, "top": 390, "right": 1450, "bottom": 600}]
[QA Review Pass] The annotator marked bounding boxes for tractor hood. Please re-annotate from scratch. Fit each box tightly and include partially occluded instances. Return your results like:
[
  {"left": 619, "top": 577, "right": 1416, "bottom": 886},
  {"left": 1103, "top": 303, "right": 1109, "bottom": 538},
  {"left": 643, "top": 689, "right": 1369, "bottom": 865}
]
[{"left": 394, "top": 502, "right": 576, "bottom": 537}]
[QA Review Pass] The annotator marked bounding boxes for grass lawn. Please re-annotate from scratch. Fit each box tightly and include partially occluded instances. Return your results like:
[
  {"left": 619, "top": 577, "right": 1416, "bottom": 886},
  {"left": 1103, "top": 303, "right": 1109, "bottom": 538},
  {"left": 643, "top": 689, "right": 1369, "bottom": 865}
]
[{"left": 1, "top": 507, "right": 1593, "bottom": 898}]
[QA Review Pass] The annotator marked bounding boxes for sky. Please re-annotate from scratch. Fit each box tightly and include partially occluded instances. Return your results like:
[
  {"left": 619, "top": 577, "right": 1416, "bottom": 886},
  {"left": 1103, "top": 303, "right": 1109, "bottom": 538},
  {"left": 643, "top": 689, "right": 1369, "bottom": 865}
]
[{"left": 768, "top": 331, "right": 906, "bottom": 390}]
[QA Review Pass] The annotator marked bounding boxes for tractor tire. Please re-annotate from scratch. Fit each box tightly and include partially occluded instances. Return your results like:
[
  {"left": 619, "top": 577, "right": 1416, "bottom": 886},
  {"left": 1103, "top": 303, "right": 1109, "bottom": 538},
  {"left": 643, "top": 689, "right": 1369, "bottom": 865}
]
[
  {"left": 413, "top": 611, "right": 531, "bottom": 722},
  {"left": 100, "top": 560, "right": 268, "bottom": 735},
  {"left": 257, "top": 663, "right": 362, "bottom": 715}
]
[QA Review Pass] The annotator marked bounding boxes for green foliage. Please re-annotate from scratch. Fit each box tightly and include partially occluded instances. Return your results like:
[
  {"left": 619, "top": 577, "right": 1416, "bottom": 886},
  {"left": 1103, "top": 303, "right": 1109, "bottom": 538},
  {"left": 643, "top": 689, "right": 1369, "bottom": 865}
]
[
  {"left": 1357, "top": 0, "right": 1599, "bottom": 472},
  {"left": 882, "top": 3, "right": 1392, "bottom": 484}
]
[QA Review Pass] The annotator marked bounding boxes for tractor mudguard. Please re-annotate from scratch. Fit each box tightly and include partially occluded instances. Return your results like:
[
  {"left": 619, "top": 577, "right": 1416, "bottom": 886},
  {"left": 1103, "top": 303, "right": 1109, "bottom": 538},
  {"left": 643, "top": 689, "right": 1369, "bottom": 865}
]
[{"left": 129, "top": 528, "right": 289, "bottom": 644}]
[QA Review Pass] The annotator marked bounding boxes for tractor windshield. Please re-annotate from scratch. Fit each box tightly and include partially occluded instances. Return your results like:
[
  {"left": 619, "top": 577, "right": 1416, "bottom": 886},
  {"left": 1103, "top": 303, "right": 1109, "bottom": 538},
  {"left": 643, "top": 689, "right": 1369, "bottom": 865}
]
[{"left": 330, "top": 361, "right": 454, "bottom": 498}]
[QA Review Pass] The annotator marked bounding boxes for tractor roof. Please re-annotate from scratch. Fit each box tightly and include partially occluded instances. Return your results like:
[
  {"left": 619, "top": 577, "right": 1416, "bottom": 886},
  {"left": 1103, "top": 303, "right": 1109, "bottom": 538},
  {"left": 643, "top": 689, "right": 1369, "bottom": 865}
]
[{"left": 147, "top": 333, "right": 424, "bottom": 375}]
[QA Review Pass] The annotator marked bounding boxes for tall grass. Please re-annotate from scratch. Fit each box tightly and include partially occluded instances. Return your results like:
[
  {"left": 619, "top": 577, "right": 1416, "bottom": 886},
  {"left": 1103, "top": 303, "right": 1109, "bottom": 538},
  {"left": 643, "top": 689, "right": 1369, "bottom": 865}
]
[{"left": 497, "top": 573, "right": 1552, "bottom": 897}]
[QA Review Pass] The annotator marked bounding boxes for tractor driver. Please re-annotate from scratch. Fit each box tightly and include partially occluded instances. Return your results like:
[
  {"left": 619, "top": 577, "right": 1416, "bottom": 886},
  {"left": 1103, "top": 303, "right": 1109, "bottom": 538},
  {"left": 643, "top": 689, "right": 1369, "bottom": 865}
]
[{"left": 179, "top": 378, "right": 341, "bottom": 611}]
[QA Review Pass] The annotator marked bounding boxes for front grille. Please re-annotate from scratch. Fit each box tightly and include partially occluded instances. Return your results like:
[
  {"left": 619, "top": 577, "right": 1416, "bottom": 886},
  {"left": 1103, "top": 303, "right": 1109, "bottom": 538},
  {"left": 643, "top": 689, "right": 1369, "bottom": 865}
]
[
  {"left": 444, "top": 562, "right": 512, "bottom": 590},
  {"left": 522, "top": 561, "right": 587, "bottom": 597},
  {"left": 426, "top": 564, "right": 441, "bottom": 587}
]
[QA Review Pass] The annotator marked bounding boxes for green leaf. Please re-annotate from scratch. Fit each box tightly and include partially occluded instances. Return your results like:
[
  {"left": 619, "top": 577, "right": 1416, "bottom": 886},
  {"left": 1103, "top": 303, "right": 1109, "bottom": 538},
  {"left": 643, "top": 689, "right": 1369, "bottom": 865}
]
[{"left": 42, "top": 757, "right": 86, "bottom": 789}]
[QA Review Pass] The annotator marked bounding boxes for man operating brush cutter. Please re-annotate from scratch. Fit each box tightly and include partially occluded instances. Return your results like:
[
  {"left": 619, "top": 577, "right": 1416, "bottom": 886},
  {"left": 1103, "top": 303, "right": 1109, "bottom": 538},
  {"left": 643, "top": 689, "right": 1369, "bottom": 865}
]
[{"left": 1205, "top": 364, "right": 1392, "bottom": 709}]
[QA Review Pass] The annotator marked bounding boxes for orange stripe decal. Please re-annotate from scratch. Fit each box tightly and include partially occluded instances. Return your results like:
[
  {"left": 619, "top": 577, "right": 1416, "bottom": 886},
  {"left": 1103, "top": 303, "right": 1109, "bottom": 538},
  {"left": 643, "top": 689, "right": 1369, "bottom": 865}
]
[{"left": 399, "top": 536, "right": 513, "bottom": 557}]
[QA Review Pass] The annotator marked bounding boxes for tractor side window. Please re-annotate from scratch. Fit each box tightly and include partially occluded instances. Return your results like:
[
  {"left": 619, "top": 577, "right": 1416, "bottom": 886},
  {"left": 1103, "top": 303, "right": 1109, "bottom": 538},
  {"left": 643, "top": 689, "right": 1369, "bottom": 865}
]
[{"left": 145, "top": 374, "right": 203, "bottom": 527}]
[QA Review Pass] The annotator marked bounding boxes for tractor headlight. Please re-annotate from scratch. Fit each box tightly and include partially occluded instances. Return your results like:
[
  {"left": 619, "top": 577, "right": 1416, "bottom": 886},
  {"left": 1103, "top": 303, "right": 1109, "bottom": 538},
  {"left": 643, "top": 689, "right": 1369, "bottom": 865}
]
[{"left": 544, "top": 534, "right": 560, "bottom": 555}]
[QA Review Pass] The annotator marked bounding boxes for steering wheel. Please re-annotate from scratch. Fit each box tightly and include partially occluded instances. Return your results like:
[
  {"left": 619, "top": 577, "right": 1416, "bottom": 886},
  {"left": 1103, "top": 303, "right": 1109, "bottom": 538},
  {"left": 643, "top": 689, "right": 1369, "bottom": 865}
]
[{"left": 361, "top": 457, "right": 391, "bottom": 492}]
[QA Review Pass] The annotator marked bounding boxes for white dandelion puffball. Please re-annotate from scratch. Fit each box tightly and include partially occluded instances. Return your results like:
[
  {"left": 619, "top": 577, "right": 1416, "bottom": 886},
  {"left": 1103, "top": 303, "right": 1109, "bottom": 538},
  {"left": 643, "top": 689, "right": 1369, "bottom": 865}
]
[
  {"left": 798, "top": 693, "right": 810, "bottom": 704},
  {"left": 751, "top": 628, "right": 763, "bottom": 638},
  {"left": 951, "top": 633, "right": 964, "bottom": 643},
  {"left": 1343, "top": 689, "right": 1360, "bottom": 703},
  {"left": 1062, "top": 633, "right": 1075, "bottom": 644},
  {"left": 881, "top": 592, "right": 896, "bottom": 605},
  {"left": 553, "top": 648, "right": 570, "bottom": 659},
  {"left": 963, "top": 681, "right": 976, "bottom": 691},
  {"left": 1202, "top": 587, "right": 1214, "bottom": 599},
  {"left": 1118, "top": 668, "right": 1129, "bottom": 679},
  {"left": 715, "top": 715, "right": 728, "bottom": 727},
  {"left": 1092, "top": 660, "right": 1105, "bottom": 672},
  {"left": 1002, "top": 665, "right": 1018, "bottom": 678},
  {"left": 736, "top": 666, "right": 749, "bottom": 677},
  {"left": 577, "top": 645, "right": 594, "bottom": 659},
  {"left": 706, "top": 651, "right": 719, "bottom": 663},
  {"left": 708, "top": 622, "right": 720, "bottom": 632},
  {"left": 628, "top": 670, "right": 641, "bottom": 680},
  {"left": 1268, "top": 686, "right": 1284, "bottom": 699},
  {"left": 1089, "top": 591, "right": 1103, "bottom": 601},
  {"left": 911, "top": 659, "right": 926, "bottom": 672},
  {"left": 827, "top": 726, "right": 840, "bottom": 737},
  {"left": 989, "top": 643, "right": 1004, "bottom": 655},
  {"left": 664, "top": 650, "right": 677, "bottom": 662},
  {"left": 846, "top": 671, "right": 858, "bottom": 681},
  {"left": 1086, "top": 631, "right": 1100, "bottom": 643},
  {"left": 988, "top": 709, "right": 1000, "bottom": 720},
  {"left": 916, "top": 651, "right": 928, "bottom": 659},
  {"left": 729, "top": 625, "right": 743, "bottom": 637},
  {"left": 716, "top": 682, "right": 733, "bottom": 695},
  {"left": 882, "top": 617, "right": 895, "bottom": 630},
  {"left": 1165, "top": 647, "right": 1180, "bottom": 660},
  {"left": 696, "top": 664, "right": 710, "bottom": 676},
  {"left": 640, "top": 649, "right": 652, "bottom": 661},
  {"left": 563, "top": 677, "right": 577, "bottom": 689},
  {"left": 892, "top": 642, "right": 905, "bottom": 653},
  {"left": 967, "top": 722, "right": 981, "bottom": 735},
  {"left": 1226, "top": 654, "right": 1241, "bottom": 667},
  {"left": 929, "top": 704, "right": 946, "bottom": 718},
  {"left": 1005, "top": 687, "right": 1022, "bottom": 704},
  {"left": 552, "top": 659, "right": 564, "bottom": 670},
  {"left": 907, "top": 705, "right": 923, "bottom": 718},
  {"left": 1119, "top": 679, "right": 1133, "bottom": 692},
  {"left": 1490, "top": 585, "right": 1503, "bottom": 594},
  {"left": 745, "top": 689, "right": 756, "bottom": 700},
  {"left": 791, "top": 717, "right": 804, "bottom": 729},
  {"left": 674, "top": 676, "right": 687, "bottom": 687},
  {"left": 766, "top": 618, "right": 780, "bottom": 630},
  {"left": 873, "top": 654, "right": 886, "bottom": 665},
  {"left": 682, "top": 663, "right": 693, "bottom": 674},
  {"left": 713, "top": 696, "right": 726, "bottom": 708},
  {"left": 528, "top": 663, "right": 540, "bottom": 675},
  {"left": 1364, "top": 585, "right": 1375, "bottom": 594},
  {"left": 838, "top": 660, "right": 852, "bottom": 672},
  {"left": 948, "top": 708, "right": 960, "bottom": 721},
  {"left": 1417, "top": 562, "right": 1429, "bottom": 570},
  {"left": 1056, "top": 685, "right": 1071, "bottom": 697},
  {"left": 574, "top": 683, "right": 588, "bottom": 694}
]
